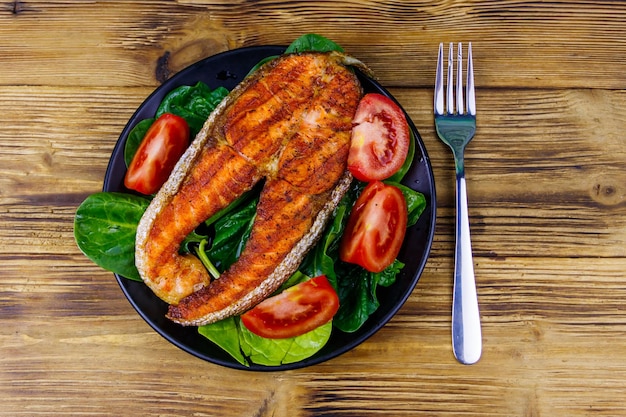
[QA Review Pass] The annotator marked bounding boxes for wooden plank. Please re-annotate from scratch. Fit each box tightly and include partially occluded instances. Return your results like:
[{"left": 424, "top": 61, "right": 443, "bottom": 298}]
[{"left": 0, "top": 1, "right": 625, "bottom": 88}]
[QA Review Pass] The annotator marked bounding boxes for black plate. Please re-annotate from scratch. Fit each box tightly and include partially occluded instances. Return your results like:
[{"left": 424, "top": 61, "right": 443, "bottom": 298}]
[{"left": 103, "top": 46, "right": 436, "bottom": 371}]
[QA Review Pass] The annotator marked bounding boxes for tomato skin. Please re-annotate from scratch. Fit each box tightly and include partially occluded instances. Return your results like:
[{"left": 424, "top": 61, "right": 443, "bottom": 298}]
[
  {"left": 339, "top": 181, "right": 408, "bottom": 273},
  {"left": 124, "top": 113, "right": 190, "bottom": 195},
  {"left": 348, "top": 93, "right": 410, "bottom": 182},
  {"left": 241, "top": 275, "right": 340, "bottom": 339}
]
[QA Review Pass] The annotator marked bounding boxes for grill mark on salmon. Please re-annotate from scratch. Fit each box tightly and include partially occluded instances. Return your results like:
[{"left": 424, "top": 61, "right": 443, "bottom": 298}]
[{"left": 135, "top": 52, "right": 363, "bottom": 326}]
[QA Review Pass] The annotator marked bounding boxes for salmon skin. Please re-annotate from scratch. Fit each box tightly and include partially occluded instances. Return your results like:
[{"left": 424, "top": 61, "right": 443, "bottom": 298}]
[{"left": 135, "top": 51, "right": 363, "bottom": 326}]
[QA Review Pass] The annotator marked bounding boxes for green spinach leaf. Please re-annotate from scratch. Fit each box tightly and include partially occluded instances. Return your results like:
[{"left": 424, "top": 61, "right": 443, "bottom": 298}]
[
  {"left": 333, "top": 259, "right": 404, "bottom": 333},
  {"left": 206, "top": 196, "right": 258, "bottom": 272},
  {"left": 333, "top": 262, "right": 378, "bottom": 332},
  {"left": 180, "top": 229, "right": 207, "bottom": 254},
  {"left": 200, "top": 315, "right": 332, "bottom": 367},
  {"left": 239, "top": 320, "right": 332, "bottom": 366},
  {"left": 74, "top": 192, "right": 150, "bottom": 281},
  {"left": 245, "top": 55, "right": 279, "bottom": 78},
  {"left": 156, "top": 82, "right": 229, "bottom": 137},
  {"left": 285, "top": 33, "right": 344, "bottom": 54},
  {"left": 198, "top": 317, "right": 249, "bottom": 367},
  {"left": 385, "top": 182, "right": 427, "bottom": 227}
]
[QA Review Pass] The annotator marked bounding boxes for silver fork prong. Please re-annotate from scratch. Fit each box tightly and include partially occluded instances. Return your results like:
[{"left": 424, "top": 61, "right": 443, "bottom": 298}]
[
  {"left": 467, "top": 42, "right": 476, "bottom": 116},
  {"left": 456, "top": 43, "right": 464, "bottom": 115},
  {"left": 446, "top": 43, "right": 454, "bottom": 114},
  {"left": 435, "top": 43, "right": 444, "bottom": 115}
]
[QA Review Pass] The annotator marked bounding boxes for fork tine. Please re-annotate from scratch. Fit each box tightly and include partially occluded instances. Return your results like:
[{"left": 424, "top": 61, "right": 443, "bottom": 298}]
[
  {"left": 467, "top": 42, "right": 476, "bottom": 116},
  {"left": 446, "top": 43, "right": 454, "bottom": 114},
  {"left": 456, "top": 43, "right": 464, "bottom": 115},
  {"left": 434, "top": 43, "right": 444, "bottom": 115}
]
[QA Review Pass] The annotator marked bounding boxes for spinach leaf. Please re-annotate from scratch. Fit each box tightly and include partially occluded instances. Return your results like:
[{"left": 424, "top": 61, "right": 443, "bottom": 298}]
[
  {"left": 385, "top": 182, "right": 427, "bottom": 227},
  {"left": 204, "top": 190, "right": 255, "bottom": 228},
  {"left": 124, "top": 118, "right": 154, "bottom": 168},
  {"left": 333, "top": 259, "right": 404, "bottom": 333},
  {"left": 156, "top": 82, "right": 229, "bottom": 137},
  {"left": 180, "top": 229, "right": 207, "bottom": 254},
  {"left": 245, "top": 55, "right": 278, "bottom": 78},
  {"left": 285, "top": 33, "right": 344, "bottom": 54},
  {"left": 333, "top": 263, "right": 377, "bottom": 332},
  {"left": 206, "top": 197, "right": 258, "bottom": 272},
  {"left": 74, "top": 192, "right": 150, "bottom": 281},
  {"left": 200, "top": 314, "right": 332, "bottom": 367},
  {"left": 378, "top": 259, "right": 405, "bottom": 287},
  {"left": 239, "top": 320, "right": 332, "bottom": 366},
  {"left": 274, "top": 270, "right": 310, "bottom": 294},
  {"left": 198, "top": 317, "right": 249, "bottom": 367}
]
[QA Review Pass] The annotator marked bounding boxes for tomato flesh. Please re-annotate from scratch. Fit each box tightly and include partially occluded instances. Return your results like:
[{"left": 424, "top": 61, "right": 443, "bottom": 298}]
[
  {"left": 124, "top": 113, "right": 190, "bottom": 195},
  {"left": 241, "top": 275, "right": 339, "bottom": 339},
  {"left": 348, "top": 93, "right": 410, "bottom": 182},
  {"left": 339, "top": 181, "right": 408, "bottom": 273}
]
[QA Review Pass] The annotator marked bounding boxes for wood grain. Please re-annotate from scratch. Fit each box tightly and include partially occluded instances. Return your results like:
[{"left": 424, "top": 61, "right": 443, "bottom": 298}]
[
  {"left": 1, "top": 1, "right": 625, "bottom": 88},
  {"left": 1, "top": 1, "right": 626, "bottom": 416}
]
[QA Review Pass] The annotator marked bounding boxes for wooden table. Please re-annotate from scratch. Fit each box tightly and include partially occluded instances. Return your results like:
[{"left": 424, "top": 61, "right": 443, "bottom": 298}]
[{"left": 2, "top": 1, "right": 625, "bottom": 416}]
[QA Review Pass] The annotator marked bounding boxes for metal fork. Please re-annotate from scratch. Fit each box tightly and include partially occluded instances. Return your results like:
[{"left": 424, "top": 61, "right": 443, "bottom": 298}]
[{"left": 434, "top": 42, "right": 481, "bottom": 365}]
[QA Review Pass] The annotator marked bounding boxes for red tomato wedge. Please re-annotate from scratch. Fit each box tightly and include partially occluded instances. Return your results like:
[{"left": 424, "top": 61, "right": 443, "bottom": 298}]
[
  {"left": 241, "top": 275, "right": 340, "bottom": 339},
  {"left": 348, "top": 93, "right": 410, "bottom": 181},
  {"left": 124, "top": 113, "right": 190, "bottom": 195},
  {"left": 339, "top": 181, "right": 408, "bottom": 273}
]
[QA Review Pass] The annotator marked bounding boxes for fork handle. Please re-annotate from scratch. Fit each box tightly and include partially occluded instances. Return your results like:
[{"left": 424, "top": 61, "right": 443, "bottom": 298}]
[{"left": 452, "top": 173, "right": 482, "bottom": 364}]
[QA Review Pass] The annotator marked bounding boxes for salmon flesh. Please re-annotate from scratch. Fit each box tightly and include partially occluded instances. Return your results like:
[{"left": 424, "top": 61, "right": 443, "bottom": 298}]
[{"left": 134, "top": 51, "right": 363, "bottom": 326}]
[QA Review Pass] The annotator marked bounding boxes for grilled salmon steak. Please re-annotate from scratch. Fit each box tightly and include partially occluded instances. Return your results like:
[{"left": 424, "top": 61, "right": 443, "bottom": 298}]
[{"left": 134, "top": 51, "right": 363, "bottom": 326}]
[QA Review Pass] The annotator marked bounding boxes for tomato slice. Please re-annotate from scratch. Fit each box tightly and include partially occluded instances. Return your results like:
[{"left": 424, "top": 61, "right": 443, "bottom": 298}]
[
  {"left": 339, "top": 181, "right": 408, "bottom": 273},
  {"left": 348, "top": 93, "right": 410, "bottom": 182},
  {"left": 241, "top": 275, "right": 340, "bottom": 339},
  {"left": 124, "top": 113, "right": 190, "bottom": 195}
]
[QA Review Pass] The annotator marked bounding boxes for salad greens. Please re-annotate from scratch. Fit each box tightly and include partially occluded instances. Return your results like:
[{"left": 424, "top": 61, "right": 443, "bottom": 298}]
[
  {"left": 198, "top": 317, "right": 248, "bottom": 365},
  {"left": 199, "top": 315, "right": 332, "bottom": 367},
  {"left": 73, "top": 34, "right": 427, "bottom": 367},
  {"left": 206, "top": 195, "right": 258, "bottom": 273},
  {"left": 285, "top": 34, "right": 345, "bottom": 54},
  {"left": 156, "top": 82, "right": 229, "bottom": 137},
  {"left": 74, "top": 192, "right": 150, "bottom": 282},
  {"left": 239, "top": 321, "right": 333, "bottom": 366}
]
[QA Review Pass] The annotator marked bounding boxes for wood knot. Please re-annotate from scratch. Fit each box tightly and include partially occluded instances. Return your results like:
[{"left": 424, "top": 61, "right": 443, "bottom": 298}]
[
  {"left": 8, "top": 0, "right": 30, "bottom": 15},
  {"left": 153, "top": 36, "right": 231, "bottom": 85},
  {"left": 12, "top": 0, "right": 22, "bottom": 14},
  {"left": 591, "top": 178, "right": 624, "bottom": 206},
  {"left": 155, "top": 51, "right": 171, "bottom": 84}
]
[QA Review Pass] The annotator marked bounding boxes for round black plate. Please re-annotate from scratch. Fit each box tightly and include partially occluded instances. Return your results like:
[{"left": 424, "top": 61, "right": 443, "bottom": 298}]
[{"left": 103, "top": 46, "right": 436, "bottom": 371}]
